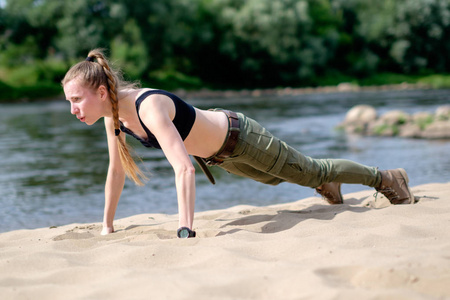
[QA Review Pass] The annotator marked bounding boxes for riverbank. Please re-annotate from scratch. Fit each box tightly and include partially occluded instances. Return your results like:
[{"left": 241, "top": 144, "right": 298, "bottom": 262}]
[
  {"left": 2, "top": 72, "right": 450, "bottom": 103},
  {"left": 1, "top": 182, "right": 449, "bottom": 300},
  {"left": 175, "top": 81, "right": 433, "bottom": 99}
]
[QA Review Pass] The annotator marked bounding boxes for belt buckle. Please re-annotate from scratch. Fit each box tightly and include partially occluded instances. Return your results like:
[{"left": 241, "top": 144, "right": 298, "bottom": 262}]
[{"left": 205, "top": 157, "right": 224, "bottom": 166}]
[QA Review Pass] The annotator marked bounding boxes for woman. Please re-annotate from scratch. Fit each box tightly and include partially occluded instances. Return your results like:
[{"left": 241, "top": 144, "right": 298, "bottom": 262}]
[{"left": 62, "top": 49, "right": 414, "bottom": 238}]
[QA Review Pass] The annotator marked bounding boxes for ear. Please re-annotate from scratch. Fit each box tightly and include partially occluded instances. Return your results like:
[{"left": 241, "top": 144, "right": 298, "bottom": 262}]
[{"left": 98, "top": 85, "right": 109, "bottom": 102}]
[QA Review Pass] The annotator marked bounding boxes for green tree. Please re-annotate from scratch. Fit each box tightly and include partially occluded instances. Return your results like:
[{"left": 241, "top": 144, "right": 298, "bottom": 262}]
[
  {"left": 2, "top": 0, "right": 450, "bottom": 95},
  {"left": 388, "top": 0, "right": 450, "bottom": 73},
  {"left": 333, "top": 0, "right": 450, "bottom": 74},
  {"left": 194, "top": 0, "right": 341, "bottom": 87},
  {"left": 55, "top": 0, "right": 127, "bottom": 59},
  {"left": 110, "top": 19, "right": 149, "bottom": 80}
]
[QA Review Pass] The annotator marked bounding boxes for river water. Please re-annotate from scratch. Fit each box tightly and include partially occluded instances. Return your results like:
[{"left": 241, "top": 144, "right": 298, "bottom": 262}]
[{"left": 1, "top": 89, "right": 449, "bottom": 233}]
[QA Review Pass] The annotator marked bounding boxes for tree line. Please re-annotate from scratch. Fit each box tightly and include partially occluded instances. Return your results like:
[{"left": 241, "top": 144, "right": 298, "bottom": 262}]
[{"left": 1, "top": 0, "right": 450, "bottom": 98}]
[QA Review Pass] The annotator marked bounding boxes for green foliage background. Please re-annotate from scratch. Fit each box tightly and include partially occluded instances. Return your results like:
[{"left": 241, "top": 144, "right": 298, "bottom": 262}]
[{"left": 1, "top": 0, "right": 450, "bottom": 101}]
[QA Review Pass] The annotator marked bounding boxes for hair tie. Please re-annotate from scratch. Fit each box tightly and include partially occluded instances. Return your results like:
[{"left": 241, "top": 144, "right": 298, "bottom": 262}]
[
  {"left": 85, "top": 56, "right": 95, "bottom": 62},
  {"left": 115, "top": 129, "right": 121, "bottom": 136}
]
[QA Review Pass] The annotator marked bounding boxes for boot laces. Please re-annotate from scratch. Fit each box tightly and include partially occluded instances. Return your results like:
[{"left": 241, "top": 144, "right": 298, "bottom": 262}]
[{"left": 374, "top": 186, "right": 399, "bottom": 202}]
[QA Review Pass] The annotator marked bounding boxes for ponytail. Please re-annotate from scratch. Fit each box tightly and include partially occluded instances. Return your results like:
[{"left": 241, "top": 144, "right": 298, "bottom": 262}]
[{"left": 62, "top": 49, "right": 147, "bottom": 186}]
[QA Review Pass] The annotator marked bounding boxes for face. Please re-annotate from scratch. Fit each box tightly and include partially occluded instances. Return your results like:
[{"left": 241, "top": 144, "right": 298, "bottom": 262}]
[{"left": 63, "top": 79, "right": 108, "bottom": 125}]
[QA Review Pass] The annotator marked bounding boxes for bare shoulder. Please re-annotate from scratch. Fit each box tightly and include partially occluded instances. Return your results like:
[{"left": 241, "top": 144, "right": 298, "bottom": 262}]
[{"left": 138, "top": 93, "right": 175, "bottom": 123}]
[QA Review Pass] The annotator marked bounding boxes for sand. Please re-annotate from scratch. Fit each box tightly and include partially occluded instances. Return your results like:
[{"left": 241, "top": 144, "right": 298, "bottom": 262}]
[{"left": 1, "top": 183, "right": 449, "bottom": 300}]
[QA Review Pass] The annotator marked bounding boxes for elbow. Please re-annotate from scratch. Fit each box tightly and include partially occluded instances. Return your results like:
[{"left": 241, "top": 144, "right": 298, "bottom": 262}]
[
  {"left": 175, "top": 164, "right": 196, "bottom": 178},
  {"left": 107, "top": 166, "right": 126, "bottom": 180}
]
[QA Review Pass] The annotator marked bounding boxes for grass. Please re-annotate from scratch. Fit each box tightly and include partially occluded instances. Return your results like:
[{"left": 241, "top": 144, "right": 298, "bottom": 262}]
[
  {"left": 3, "top": 70, "right": 450, "bottom": 103},
  {"left": 0, "top": 59, "right": 67, "bottom": 102},
  {"left": 0, "top": 81, "right": 62, "bottom": 103},
  {"left": 416, "top": 115, "right": 435, "bottom": 130},
  {"left": 318, "top": 72, "right": 450, "bottom": 89},
  {"left": 417, "top": 74, "right": 450, "bottom": 89}
]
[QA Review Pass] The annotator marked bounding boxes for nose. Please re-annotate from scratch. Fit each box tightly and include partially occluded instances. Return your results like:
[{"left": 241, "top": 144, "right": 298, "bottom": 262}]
[{"left": 70, "top": 103, "right": 78, "bottom": 115}]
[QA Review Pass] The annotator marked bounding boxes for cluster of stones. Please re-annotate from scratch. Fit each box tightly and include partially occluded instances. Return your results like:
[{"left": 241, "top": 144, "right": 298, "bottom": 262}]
[{"left": 339, "top": 105, "right": 450, "bottom": 139}]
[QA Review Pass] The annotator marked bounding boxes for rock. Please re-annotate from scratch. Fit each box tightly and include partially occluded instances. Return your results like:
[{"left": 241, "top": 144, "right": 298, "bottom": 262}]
[
  {"left": 399, "top": 123, "right": 422, "bottom": 138},
  {"left": 421, "top": 121, "right": 450, "bottom": 139},
  {"left": 436, "top": 105, "right": 450, "bottom": 120},
  {"left": 377, "top": 125, "right": 396, "bottom": 136},
  {"left": 339, "top": 105, "right": 450, "bottom": 139},
  {"left": 379, "top": 110, "right": 409, "bottom": 126},
  {"left": 337, "top": 82, "right": 360, "bottom": 92},
  {"left": 344, "top": 105, "right": 377, "bottom": 124},
  {"left": 342, "top": 105, "right": 377, "bottom": 134},
  {"left": 412, "top": 111, "right": 433, "bottom": 123},
  {"left": 367, "top": 119, "right": 387, "bottom": 136},
  {"left": 412, "top": 111, "right": 434, "bottom": 130}
]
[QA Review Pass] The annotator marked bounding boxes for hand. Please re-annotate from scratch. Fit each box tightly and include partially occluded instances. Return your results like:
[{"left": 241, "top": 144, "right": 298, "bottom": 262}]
[{"left": 101, "top": 226, "right": 114, "bottom": 235}]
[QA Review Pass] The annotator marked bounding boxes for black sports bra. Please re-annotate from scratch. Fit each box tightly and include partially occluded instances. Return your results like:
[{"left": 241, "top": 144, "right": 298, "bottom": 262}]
[{"left": 119, "top": 90, "right": 196, "bottom": 149}]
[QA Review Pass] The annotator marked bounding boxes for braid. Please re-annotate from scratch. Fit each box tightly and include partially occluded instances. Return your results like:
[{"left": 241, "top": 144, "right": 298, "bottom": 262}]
[
  {"left": 96, "top": 54, "right": 121, "bottom": 134},
  {"left": 65, "top": 49, "right": 147, "bottom": 186}
]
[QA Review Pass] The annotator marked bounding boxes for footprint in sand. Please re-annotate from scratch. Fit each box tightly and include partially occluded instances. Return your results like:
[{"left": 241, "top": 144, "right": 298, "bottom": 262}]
[
  {"left": 316, "top": 266, "right": 420, "bottom": 289},
  {"left": 52, "top": 225, "right": 99, "bottom": 241},
  {"left": 52, "top": 231, "right": 94, "bottom": 241}
]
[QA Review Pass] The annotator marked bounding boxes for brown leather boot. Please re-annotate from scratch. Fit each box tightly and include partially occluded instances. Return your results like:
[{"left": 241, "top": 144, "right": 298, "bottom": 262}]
[
  {"left": 316, "top": 182, "right": 343, "bottom": 205},
  {"left": 375, "top": 168, "right": 414, "bottom": 204}
]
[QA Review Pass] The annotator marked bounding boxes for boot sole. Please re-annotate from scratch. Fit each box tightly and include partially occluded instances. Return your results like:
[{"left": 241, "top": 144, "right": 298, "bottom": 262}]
[
  {"left": 336, "top": 182, "right": 343, "bottom": 204},
  {"left": 328, "top": 182, "right": 343, "bottom": 205},
  {"left": 397, "top": 168, "right": 415, "bottom": 204},
  {"left": 316, "top": 182, "right": 343, "bottom": 205}
]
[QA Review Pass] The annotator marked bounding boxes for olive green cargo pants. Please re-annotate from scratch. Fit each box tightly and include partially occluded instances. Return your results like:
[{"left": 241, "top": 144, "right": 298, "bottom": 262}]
[{"left": 217, "top": 113, "right": 381, "bottom": 188}]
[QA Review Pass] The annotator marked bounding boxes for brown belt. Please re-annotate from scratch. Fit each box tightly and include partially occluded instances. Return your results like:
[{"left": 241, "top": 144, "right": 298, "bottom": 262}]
[
  {"left": 213, "top": 110, "right": 240, "bottom": 158},
  {"left": 193, "top": 110, "right": 240, "bottom": 184}
]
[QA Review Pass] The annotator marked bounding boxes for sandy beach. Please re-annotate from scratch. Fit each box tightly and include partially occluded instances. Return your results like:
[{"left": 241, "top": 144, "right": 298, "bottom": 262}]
[{"left": 1, "top": 182, "right": 449, "bottom": 300}]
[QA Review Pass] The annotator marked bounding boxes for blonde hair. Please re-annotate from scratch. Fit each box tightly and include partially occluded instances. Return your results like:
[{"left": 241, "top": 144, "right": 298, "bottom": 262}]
[{"left": 62, "top": 49, "right": 147, "bottom": 185}]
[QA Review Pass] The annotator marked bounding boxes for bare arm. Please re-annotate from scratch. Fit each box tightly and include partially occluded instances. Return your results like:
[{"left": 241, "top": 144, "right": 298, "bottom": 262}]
[
  {"left": 140, "top": 96, "right": 196, "bottom": 230},
  {"left": 102, "top": 117, "right": 126, "bottom": 235}
]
